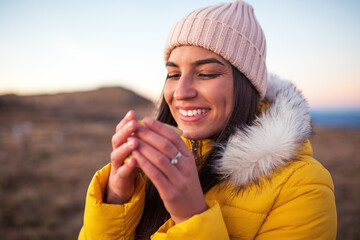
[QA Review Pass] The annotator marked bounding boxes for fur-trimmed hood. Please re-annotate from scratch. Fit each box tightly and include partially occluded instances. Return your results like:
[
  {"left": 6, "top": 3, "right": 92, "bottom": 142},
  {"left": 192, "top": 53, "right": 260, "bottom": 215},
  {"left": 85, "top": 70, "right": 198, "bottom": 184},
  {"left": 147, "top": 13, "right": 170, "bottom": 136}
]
[{"left": 215, "top": 75, "right": 312, "bottom": 187}]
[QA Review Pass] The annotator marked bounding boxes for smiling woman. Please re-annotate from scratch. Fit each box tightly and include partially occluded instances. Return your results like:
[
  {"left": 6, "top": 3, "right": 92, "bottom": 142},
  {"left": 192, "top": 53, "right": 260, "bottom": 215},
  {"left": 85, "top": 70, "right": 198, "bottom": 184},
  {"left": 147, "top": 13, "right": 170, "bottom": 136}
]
[{"left": 78, "top": 1, "right": 337, "bottom": 239}]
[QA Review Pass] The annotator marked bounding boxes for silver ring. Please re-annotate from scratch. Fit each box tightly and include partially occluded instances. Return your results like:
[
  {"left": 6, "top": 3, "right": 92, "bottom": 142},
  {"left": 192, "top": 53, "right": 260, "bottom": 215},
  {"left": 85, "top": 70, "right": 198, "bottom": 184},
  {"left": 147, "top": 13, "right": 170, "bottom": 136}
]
[{"left": 170, "top": 151, "right": 182, "bottom": 165}]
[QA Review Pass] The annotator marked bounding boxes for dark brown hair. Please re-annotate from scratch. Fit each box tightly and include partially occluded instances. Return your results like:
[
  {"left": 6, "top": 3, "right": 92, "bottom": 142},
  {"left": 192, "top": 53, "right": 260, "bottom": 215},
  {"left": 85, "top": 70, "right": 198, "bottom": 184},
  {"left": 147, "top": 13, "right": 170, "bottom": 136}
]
[{"left": 135, "top": 66, "right": 259, "bottom": 239}]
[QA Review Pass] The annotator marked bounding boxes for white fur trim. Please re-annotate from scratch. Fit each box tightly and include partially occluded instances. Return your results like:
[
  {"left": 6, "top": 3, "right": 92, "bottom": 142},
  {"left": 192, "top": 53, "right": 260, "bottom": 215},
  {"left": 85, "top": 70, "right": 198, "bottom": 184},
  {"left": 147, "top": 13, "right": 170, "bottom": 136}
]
[{"left": 215, "top": 75, "right": 312, "bottom": 187}]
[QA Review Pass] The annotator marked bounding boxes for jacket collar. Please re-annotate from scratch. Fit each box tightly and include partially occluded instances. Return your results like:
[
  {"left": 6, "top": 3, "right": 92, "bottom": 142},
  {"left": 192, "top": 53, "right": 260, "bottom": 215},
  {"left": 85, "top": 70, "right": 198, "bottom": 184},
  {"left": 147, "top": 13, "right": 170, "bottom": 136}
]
[
  {"left": 214, "top": 75, "right": 313, "bottom": 187},
  {"left": 182, "top": 138, "right": 213, "bottom": 168}
]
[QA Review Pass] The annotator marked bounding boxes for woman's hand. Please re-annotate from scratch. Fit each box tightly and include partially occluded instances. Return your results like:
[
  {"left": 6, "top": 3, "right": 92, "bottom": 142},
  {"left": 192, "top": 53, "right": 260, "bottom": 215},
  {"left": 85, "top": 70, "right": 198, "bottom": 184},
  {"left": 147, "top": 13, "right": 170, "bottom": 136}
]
[
  {"left": 131, "top": 117, "right": 208, "bottom": 224},
  {"left": 105, "top": 110, "right": 140, "bottom": 204}
]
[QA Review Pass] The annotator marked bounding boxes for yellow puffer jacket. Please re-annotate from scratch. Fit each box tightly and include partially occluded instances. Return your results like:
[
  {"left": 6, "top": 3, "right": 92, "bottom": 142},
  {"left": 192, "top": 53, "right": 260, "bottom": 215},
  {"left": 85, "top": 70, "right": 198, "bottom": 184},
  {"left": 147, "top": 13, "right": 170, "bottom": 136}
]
[{"left": 79, "top": 78, "right": 337, "bottom": 239}]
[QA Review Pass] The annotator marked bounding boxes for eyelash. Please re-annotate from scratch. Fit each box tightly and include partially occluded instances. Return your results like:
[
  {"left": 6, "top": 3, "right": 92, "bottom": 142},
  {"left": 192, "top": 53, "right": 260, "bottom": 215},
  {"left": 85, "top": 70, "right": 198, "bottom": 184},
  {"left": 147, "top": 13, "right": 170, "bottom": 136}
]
[
  {"left": 166, "top": 74, "right": 181, "bottom": 79},
  {"left": 199, "top": 73, "right": 220, "bottom": 79},
  {"left": 166, "top": 73, "right": 220, "bottom": 80}
]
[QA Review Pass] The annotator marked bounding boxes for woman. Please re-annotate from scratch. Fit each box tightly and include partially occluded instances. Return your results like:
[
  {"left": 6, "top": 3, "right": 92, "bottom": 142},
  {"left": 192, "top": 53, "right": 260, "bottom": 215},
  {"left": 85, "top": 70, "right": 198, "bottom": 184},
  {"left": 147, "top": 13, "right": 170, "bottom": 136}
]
[{"left": 79, "top": 1, "right": 337, "bottom": 239}]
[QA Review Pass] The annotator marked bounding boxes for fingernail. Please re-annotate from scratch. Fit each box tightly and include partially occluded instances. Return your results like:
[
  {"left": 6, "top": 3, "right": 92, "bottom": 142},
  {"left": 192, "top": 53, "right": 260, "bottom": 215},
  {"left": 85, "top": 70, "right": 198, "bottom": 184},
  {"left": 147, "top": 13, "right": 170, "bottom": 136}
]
[
  {"left": 127, "top": 138, "right": 136, "bottom": 148},
  {"left": 144, "top": 117, "right": 153, "bottom": 126},
  {"left": 125, "top": 112, "right": 131, "bottom": 120},
  {"left": 127, "top": 158, "right": 134, "bottom": 165},
  {"left": 126, "top": 120, "right": 135, "bottom": 129}
]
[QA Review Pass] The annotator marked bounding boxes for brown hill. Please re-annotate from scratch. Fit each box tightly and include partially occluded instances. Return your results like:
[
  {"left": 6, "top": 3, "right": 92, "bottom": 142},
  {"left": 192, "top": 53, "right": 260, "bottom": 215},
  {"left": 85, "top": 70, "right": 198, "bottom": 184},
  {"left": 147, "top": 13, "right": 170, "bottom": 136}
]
[{"left": 0, "top": 86, "right": 155, "bottom": 124}]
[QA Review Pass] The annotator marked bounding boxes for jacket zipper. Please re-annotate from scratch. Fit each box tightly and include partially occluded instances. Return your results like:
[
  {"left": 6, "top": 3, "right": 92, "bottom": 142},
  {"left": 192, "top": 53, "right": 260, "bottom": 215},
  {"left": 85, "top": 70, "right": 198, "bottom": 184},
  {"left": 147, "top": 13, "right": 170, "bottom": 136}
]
[{"left": 190, "top": 139, "right": 198, "bottom": 158}]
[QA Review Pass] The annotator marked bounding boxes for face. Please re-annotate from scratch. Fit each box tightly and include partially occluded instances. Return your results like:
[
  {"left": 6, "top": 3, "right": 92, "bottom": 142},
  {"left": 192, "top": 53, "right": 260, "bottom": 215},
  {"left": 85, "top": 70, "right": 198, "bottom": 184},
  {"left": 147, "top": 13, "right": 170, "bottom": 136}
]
[{"left": 164, "top": 46, "right": 234, "bottom": 139}]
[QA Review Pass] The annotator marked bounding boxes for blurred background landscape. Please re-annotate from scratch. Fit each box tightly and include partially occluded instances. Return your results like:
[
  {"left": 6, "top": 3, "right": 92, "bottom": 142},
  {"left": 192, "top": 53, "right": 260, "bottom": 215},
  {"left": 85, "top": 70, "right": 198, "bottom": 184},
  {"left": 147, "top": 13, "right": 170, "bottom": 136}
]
[
  {"left": 0, "top": 87, "right": 155, "bottom": 239},
  {"left": 0, "top": 88, "right": 359, "bottom": 239}
]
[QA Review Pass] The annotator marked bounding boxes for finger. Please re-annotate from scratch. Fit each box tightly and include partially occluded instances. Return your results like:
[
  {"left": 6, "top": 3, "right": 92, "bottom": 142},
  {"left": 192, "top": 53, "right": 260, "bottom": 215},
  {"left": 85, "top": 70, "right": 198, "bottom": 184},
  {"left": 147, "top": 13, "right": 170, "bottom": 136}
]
[
  {"left": 135, "top": 123, "right": 179, "bottom": 159},
  {"left": 115, "top": 110, "right": 136, "bottom": 133},
  {"left": 112, "top": 120, "right": 137, "bottom": 150},
  {"left": 143, "top": 117, "right": 180, "bottom": 143},
  {"left": 111, "top": 138, "right": 137, "bottom": 169},
  {"left": 132, "top": 150, "right": 175, "bottom": 199},
  {"left": 142, "top": 117, "right": 192, "bottom": 158},
  {"left": 116, "top": 157, "right": 140, "bottom": 178},
  {"left": 134, "top": 137, "right": 183, "bottom": 184}
]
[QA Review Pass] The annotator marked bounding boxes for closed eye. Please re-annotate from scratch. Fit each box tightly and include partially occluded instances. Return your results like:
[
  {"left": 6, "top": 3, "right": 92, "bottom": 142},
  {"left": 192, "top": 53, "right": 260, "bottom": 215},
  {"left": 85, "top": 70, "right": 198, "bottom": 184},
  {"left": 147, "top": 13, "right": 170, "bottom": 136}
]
[
  {"left": 166, "top": 74, "right": 181, "bottom": 80},
  {"left": 198, "top": 73, "right": 221, "bottom": 79}
]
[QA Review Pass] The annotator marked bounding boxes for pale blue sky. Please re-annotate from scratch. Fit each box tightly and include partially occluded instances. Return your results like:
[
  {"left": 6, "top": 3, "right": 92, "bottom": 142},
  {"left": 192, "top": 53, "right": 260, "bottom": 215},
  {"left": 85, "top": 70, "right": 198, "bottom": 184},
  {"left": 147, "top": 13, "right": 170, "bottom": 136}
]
[{"left": 0, "top": 0, "right": 359, "bottom": 108}]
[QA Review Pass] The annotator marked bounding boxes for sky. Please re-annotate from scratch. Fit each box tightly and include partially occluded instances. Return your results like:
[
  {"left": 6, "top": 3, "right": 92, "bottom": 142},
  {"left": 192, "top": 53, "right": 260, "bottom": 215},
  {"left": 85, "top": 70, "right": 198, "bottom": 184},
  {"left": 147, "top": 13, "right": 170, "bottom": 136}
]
[{"left": 0, "top": 0, "right": 359, "bottom": 109}]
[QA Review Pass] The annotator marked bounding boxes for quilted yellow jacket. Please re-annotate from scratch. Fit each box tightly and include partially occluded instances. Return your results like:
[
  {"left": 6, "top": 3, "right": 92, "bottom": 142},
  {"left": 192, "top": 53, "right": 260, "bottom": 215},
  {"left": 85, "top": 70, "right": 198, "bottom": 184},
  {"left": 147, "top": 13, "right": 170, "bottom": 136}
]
[{"left": 79, "top": 77, "right": 337, "bottom": 239}]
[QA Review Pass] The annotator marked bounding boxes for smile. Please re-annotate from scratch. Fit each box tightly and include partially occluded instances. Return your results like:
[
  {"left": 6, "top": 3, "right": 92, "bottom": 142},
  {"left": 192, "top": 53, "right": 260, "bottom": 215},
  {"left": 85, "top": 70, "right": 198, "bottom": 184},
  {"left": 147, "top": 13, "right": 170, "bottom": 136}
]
[{"left": 179, "top": 108, "right": 210, "bottom": 117}]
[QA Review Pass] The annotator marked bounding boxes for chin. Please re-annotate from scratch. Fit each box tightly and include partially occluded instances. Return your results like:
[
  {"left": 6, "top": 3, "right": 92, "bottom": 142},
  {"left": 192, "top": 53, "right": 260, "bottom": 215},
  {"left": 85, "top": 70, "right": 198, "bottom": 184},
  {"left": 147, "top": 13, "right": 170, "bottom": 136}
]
[
  {"left": 182, "top": 130, "right": 198, "bottom": 140},
  {"left": 182, "top": 129, "right": 212, "bottom": 140}
]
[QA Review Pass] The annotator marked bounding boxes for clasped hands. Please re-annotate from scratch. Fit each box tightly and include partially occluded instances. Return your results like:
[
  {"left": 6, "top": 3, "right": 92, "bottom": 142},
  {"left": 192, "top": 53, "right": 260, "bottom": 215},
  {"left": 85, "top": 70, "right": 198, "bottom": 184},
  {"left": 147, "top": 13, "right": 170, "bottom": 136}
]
[{"left": 105, "top": 110, "right": 207, "bottom": 224}]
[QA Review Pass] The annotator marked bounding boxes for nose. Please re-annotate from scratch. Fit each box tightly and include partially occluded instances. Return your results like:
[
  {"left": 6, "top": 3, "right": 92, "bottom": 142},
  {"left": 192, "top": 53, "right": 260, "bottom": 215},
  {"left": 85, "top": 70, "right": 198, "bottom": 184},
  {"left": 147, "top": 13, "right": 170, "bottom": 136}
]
[{"left": 173, "top": 74, "right": 197, "bottom": 100}]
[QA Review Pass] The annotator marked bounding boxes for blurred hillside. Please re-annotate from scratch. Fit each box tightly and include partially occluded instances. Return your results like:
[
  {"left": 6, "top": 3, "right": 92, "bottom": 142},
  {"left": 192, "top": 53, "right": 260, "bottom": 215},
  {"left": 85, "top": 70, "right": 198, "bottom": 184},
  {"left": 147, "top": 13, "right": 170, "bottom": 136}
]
[
  {"left": 0, "top": 87, "right": 359, "bottom": 239},
  {"left": 0, "top": 87, "right": 155, "bottom": 239}
]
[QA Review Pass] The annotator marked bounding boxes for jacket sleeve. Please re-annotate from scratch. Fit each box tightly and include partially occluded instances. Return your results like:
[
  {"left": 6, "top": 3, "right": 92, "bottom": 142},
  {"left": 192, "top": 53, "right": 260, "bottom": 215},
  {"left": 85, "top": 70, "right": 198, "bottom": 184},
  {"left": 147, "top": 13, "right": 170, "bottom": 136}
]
[
  {"left": 151, "top": 200, "right": 230, "bottom": 240},
  {"left": 78, "top": 163, "right": 145, "bottom": 240},
  {"left": 255, "top": 160, "right": 337, "bottom": 240}
]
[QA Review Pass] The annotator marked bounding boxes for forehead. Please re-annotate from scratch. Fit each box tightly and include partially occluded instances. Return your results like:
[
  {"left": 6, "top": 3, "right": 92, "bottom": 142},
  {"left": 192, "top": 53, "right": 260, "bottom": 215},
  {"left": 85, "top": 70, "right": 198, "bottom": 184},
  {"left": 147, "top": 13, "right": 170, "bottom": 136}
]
[{"left": 168, "top": 46, "right": 229, "bottom": 65}]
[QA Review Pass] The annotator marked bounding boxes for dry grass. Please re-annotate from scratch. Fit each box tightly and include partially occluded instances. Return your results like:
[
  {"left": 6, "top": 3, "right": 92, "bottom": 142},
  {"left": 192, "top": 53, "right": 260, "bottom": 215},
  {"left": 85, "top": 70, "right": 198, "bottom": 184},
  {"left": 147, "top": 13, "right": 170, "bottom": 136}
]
[
  {"left": 311, "top": 127, "right": 360, "bottom": 240},
  {"left": 0, "top": 89, "right": 359, "bottom": 239},
  {"left": 0, "top": 121, "right": 116, "bottom": 239}
]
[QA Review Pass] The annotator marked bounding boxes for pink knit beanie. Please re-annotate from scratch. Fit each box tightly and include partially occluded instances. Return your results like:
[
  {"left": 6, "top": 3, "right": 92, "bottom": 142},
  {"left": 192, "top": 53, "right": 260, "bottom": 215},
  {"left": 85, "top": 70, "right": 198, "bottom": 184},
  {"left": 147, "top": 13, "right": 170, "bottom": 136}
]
[{"left": 164, "top": 0, "right": 267, "bottom": 99}]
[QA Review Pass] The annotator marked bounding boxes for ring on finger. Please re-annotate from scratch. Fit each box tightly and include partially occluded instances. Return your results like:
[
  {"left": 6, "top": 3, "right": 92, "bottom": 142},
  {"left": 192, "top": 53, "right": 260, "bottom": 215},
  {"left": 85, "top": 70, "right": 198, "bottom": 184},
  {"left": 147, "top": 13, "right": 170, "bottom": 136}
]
[{"left": 170, "top": 151, "right": 182, "bottom": 165}]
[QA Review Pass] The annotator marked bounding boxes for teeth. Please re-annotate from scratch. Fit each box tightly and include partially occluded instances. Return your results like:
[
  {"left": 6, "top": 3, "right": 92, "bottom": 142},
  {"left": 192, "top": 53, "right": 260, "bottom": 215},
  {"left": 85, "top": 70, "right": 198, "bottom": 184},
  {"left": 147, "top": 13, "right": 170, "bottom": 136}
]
[{"left": 179, "top": 109, "right": 209, "bottom": 117}]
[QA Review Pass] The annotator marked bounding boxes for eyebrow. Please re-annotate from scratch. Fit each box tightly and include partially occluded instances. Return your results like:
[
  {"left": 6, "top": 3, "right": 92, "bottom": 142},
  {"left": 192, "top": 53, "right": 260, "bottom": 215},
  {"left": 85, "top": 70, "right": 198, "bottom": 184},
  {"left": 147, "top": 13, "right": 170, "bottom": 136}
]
[
  {"left": 193, "top": 58, "right": 225, "bottom": 66},
  {"left": 166, "top": 58, "right": 225, "bottom": 67},
  {"left": 166, "top": 61, "right": 178, "bottom": 67}
]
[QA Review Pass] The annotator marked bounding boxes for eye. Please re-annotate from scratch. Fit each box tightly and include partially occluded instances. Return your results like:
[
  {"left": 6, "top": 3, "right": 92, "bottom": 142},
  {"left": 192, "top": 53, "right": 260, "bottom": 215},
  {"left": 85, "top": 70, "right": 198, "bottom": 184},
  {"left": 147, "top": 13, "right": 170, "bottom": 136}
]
[
  {"left": 166, "top": 73, "right": 181, "bottom": 80},
  {"left": 198, "top": 73, "right": 221, "bottom": 79}
]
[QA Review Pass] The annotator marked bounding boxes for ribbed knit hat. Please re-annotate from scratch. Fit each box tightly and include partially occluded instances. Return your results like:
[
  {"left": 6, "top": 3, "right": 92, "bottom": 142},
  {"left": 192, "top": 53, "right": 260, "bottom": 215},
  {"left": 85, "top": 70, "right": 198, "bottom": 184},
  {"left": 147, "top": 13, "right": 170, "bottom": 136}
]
[{"left": 164, "top": 0, "right": 267, "bottom": 99}]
